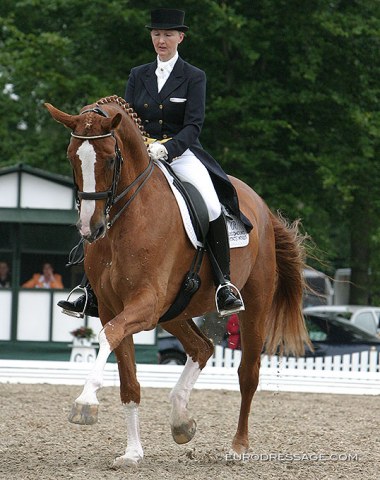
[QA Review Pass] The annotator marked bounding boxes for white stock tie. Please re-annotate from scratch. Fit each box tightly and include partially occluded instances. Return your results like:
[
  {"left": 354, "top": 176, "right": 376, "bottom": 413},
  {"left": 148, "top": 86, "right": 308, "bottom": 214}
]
[
  {"left": 155, "top": 64, "right": 170, "bottom": 92},
  {"left": 155, "top": 53, "right": 178, "bottom": 93}
]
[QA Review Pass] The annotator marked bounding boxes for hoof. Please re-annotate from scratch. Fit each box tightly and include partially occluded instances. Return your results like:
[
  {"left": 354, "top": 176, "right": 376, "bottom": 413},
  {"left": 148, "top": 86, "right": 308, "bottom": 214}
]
[
  {"left": 171, "top": 419, "right": 197, "bottom": 444},
  {"left": 68, "top": 402, "right": 98, "bottom": 425},
  {"left": 231, "top": 439, "right": 249, "bottom": 455},
  {"left": 113, "top": 450, "right": 143, "bottom": 468}
]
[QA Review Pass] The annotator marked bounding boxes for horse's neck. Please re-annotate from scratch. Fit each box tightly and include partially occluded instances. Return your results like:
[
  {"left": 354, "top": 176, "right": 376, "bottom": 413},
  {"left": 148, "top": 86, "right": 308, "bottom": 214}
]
[{"left": 119, "top": 119, "right": 149, "bottom": 183}]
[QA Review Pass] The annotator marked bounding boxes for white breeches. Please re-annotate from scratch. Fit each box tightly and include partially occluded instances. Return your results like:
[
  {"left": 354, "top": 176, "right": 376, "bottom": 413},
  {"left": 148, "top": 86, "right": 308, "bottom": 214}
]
[{"left": 171, "top": 149, "right": 221, "bottom": 221}]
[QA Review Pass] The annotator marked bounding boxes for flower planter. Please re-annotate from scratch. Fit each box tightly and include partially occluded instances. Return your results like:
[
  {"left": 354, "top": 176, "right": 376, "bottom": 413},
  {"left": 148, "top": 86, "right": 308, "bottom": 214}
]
[
  {"left": 70, "top": 338, "right": 97, "bottom": 363},
  {"left": 72, "top": 337, "right": 93, "bottom": 348}
]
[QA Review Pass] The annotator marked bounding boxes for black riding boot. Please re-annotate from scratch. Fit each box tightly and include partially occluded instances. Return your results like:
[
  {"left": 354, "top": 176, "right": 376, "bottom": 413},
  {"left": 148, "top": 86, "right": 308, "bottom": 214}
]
[
  {"left": 207, "top": 214, "right": 244, "bottom": 316},
  {"left": 58, "top": 281, "right": 99, "bottom": 318}
]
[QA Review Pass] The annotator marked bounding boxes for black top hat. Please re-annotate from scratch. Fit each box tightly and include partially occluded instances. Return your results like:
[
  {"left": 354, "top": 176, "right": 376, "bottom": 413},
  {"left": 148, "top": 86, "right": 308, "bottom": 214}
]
[{"left": 145, "top": 8, "right": 189, "bottom": 32}]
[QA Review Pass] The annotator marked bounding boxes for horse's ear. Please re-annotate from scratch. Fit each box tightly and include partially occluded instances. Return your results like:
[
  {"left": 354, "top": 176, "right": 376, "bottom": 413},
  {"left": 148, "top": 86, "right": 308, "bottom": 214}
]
[
  {"left": 111, "top": 113, "right": 122, "bottom": 130},
  {"left": 44, "top": 103, "right": 80, "bottom": 131}
]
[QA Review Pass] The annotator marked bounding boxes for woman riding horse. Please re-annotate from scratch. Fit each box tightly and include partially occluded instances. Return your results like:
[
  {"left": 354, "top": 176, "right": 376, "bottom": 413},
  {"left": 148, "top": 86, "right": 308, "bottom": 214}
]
[
  {"left": 45, "top": 7, "right": 311, "bottom": 468},
  {"left": 59, "top": 8, "right": 249, "bottom": 318}
]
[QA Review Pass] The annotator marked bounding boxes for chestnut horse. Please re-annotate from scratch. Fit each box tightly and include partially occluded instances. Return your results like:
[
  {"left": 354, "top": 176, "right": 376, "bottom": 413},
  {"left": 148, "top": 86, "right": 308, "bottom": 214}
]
[{"left": 45, "top": 95, "right": 310, "bottom": 467}]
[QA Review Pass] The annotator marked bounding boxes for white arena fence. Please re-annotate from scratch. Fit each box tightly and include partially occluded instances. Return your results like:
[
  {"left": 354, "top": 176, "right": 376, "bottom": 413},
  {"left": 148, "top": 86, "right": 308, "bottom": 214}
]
[
  {"left": 0, "top": 345, "right": 379, "bottom": 395},
  {"left": 209, "top": 345, "right": 380, "bottom": 395}
]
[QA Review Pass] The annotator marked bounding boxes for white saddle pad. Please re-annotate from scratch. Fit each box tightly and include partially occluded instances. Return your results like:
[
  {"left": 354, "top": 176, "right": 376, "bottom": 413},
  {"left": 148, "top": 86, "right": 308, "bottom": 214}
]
[{"left": 155, "top": 161, "right": 249, "bottom": 249}]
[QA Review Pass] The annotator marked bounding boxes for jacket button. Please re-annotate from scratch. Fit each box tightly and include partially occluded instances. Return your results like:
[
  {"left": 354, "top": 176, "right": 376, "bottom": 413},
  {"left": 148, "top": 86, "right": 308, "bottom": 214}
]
[
  {"left": 145, "top": 119, "right": 149, "bottom": 123},
  {"left": 159, "top": 104, "right": 163, "bottom": 109},
  {"left": 162, "top": 134, "right": 168, "bottom": 139},
  {"left": 159, "top": 119, "right": 163, "bottom": 124},
  {"left": 144, "top": 103, "right": 148, "bottom": 108}
]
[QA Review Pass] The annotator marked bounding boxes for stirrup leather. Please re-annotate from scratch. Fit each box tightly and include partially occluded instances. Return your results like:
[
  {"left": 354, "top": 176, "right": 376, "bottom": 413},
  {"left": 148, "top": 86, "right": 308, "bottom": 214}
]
[
  {"left": 60, "top": 285, "right": 88, "bottom": 319},
  {"left": 215, "top": 281, "right": 245, "bottom": 317}
]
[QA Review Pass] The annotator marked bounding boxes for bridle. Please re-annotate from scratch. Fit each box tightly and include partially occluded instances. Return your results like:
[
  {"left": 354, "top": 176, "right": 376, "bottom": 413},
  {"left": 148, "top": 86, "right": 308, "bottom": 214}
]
[{"left": 71, "top": 107, "right": 154, "bottom": 229}]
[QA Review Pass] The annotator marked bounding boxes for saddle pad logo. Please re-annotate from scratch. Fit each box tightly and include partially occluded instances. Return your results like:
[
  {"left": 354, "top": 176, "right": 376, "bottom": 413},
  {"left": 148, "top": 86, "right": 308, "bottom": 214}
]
[{"left": 227, "top": 216, "right": 249, "bottom": 248}]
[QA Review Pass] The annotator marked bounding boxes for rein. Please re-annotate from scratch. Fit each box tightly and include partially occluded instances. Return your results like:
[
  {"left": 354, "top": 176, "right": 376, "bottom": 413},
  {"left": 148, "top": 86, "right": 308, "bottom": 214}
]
[{"left": 72, "top": 106, "right": 155, "bottom": 229}]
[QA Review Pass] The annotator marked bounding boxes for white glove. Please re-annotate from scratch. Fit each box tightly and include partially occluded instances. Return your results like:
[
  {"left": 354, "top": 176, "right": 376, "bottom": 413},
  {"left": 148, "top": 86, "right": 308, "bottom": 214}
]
[{"left": 147, "top": 142, "right": 168, "bottom": 161}]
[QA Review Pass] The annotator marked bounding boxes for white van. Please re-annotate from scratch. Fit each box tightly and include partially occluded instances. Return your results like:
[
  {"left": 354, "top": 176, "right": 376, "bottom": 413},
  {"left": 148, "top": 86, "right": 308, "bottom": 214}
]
[
  {"left": 303, "top": 305, "right": 380, "bottom": 336},
  {"left": 303, "top": 268, "right": 334, "bottom": 307}
]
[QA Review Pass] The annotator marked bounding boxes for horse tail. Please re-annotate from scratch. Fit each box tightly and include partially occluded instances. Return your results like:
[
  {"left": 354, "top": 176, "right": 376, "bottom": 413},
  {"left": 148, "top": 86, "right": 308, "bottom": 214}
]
[{"left": 265, "top": 212, "right": 312, "bottom": 356}]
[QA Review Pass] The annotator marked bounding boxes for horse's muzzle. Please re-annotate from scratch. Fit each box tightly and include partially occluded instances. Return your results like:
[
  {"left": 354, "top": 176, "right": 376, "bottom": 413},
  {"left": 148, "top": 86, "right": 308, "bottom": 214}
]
[{"left": 78, "top": 221, "right": 106, "bottom": 244}]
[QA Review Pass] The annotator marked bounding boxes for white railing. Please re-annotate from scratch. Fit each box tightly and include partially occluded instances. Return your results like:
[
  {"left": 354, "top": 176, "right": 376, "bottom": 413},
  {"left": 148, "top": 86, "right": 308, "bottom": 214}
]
[
  {"left": 208, "top": 345, "right": 380, "bottom": 373},
  {"left": 0, "top": 346, "right": 379, "bottom": 395},
  {"left": 206, "top": 346, "right": 380, "bottom": 395}
]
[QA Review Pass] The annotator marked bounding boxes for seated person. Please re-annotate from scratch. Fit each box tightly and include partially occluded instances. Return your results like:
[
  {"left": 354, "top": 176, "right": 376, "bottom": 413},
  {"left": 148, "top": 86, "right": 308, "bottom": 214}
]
[
  {"left": 22, "top": 262, "right": 63, "bottom": 289},
  {"left": 0, "top": 261, "right": 11, "bottom": 288}
]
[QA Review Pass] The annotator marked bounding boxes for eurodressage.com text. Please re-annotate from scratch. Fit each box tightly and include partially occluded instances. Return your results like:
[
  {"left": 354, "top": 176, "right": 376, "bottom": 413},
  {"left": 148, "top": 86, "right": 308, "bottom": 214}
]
[{"left": 225, "top": 452, "right": 360, "bottom": 462}]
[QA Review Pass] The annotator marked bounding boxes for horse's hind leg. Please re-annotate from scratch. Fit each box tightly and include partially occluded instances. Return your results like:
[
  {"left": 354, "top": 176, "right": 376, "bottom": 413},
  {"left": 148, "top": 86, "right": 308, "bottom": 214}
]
[
  {"left": 231, "top": 292, "right": 271, "bottom": 454},
  {"left": 163, "top": 318, "right": 214, "bottom": 444}
]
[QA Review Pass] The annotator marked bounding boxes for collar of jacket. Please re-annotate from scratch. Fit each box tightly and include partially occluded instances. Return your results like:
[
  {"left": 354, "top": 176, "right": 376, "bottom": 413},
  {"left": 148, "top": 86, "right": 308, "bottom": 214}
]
[{"left": 142, "top": 56, "right": 186, "bottom": 103}]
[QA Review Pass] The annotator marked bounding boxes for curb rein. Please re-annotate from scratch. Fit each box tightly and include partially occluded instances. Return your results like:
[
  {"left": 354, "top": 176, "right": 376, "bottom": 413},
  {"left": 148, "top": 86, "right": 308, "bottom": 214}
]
[{"left": 71, "top": 107, "right": 154, "bottom": 229}]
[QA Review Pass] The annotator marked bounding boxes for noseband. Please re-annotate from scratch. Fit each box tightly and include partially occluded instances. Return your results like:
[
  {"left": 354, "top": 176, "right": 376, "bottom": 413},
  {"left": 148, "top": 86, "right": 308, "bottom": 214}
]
[{"left": 72, "top": 106, "right": 154, "bottom": 229}]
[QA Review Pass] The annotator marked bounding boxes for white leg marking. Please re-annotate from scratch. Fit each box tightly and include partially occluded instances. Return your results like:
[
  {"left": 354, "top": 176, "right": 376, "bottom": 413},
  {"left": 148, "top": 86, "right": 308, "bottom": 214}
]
[
  {"left": 77, "top": 141, "right": 96, "bottom": 237},
  {"left": 75, "top": 329, "right": 111, "bottom": 405},
  {"left": 114, "top": 402, "right": 144, "bottom": 467},
  {"left": 169, "top": 355, "right": 201, "bottom": 427}
]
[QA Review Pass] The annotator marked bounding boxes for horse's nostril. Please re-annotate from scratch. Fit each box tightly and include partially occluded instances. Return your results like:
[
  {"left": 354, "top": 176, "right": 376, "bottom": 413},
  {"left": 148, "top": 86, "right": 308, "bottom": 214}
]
[
  {"left": 79, "top": 223, "right": 106, "bottom": 243},
  {"left": 97, "top": 224, "right": 105, "bottom": 239}
]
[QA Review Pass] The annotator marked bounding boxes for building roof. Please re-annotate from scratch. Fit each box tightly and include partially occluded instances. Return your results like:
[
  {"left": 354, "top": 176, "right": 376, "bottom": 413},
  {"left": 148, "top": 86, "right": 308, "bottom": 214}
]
[{"left": 0, "top": 163, "right": 73, "bottom": 187}]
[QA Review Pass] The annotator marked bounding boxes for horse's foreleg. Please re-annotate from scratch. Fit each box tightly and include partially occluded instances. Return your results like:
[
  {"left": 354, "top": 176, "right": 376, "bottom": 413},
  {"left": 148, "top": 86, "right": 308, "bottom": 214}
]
[
  {"left": 164, "top": 318, "right": 214, "bottom": 444},
  {"left": 113, "top": 336, "right": 144, "bottom": 468},
  {"left": 69, "top": 328, "right": 111, "bottom": 425}
]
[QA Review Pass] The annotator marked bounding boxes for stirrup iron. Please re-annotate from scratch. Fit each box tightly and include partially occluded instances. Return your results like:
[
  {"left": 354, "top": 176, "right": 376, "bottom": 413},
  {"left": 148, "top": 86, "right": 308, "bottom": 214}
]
[
  {"left": 215, "top": 281, "right": 245, "bottom": 317},
  {"left": 60, "top": 285, "right": 88, "bottom": 319}
]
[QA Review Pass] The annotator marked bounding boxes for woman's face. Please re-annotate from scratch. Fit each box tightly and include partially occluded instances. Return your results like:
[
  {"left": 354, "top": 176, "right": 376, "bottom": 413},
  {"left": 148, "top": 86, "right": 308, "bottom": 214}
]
[
  {"left": 151, "top": 29, "right": 184, "bottom": 61},
  {"left": 42, "top": 263, "right": 53, "bottom": 277}
]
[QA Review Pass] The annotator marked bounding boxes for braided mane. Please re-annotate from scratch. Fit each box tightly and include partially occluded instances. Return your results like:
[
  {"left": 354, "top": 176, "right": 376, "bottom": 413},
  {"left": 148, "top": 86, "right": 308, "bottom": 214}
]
[{"left": 96, "top": 95, "right": 147, "bottom": 140}]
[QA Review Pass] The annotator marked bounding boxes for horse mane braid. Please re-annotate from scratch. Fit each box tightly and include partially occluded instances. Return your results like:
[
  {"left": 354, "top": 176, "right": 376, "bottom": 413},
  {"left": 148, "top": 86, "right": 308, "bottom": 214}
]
[{"left": 96, "top": 95, "right": 147, "bottom": 139}]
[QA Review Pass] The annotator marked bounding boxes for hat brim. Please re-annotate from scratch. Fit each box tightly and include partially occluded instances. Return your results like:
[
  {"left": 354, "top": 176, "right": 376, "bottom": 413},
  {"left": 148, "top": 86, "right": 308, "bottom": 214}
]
[{"left": 146, "top": 23, "right": 189, "bottom": 32}]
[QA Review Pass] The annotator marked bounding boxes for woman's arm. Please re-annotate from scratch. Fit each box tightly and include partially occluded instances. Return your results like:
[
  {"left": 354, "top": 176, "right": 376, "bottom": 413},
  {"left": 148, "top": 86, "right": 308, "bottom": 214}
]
[
  {"left": 51, "top": 274, "right": 64, "bottom": 289},
  {"left": 22, "top": 274, "right": 38, "bottom": 288}
]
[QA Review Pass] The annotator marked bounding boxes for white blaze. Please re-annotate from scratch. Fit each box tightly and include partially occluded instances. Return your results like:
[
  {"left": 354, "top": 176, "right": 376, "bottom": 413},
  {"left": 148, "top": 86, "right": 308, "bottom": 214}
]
[{"left": 77, "top": 141, "right": 96, "bottom": 236}]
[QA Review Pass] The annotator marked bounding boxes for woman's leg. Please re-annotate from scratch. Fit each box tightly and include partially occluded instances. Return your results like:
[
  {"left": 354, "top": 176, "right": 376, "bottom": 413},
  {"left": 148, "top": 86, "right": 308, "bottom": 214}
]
[
  {"left": 170, "top": 150, "right": 221, "bottom": 221},
  {"left": 171, "top": 150, "right": 243, "bottom": 316}
]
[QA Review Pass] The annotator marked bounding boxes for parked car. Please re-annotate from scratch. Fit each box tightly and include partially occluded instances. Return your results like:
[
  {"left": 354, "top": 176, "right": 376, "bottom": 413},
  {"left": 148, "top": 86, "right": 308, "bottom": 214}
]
[
  {"left": 157, "top": 310, "right": 380, "bottom": 364},
  {"left": 304, "top": 305, "right": 380, "bottom": 336},
  {"left": 157, "top": 330, "right": 187, "bottom": 365},
  {"left": 303, "top": 312, "right": 380, "bottom": 357}
]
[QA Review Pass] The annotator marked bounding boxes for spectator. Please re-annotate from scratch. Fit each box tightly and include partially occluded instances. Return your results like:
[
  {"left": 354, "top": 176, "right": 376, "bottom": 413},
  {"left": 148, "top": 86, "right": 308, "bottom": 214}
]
[
  {"left": 0, "top": 261, "right": 11, "bottom": 288},
  {"left": 22, "top": 262, "right": 63, "bottom": 289},
  {"left": 226, "top": 313, "right": 241, "bottom": 350}
]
